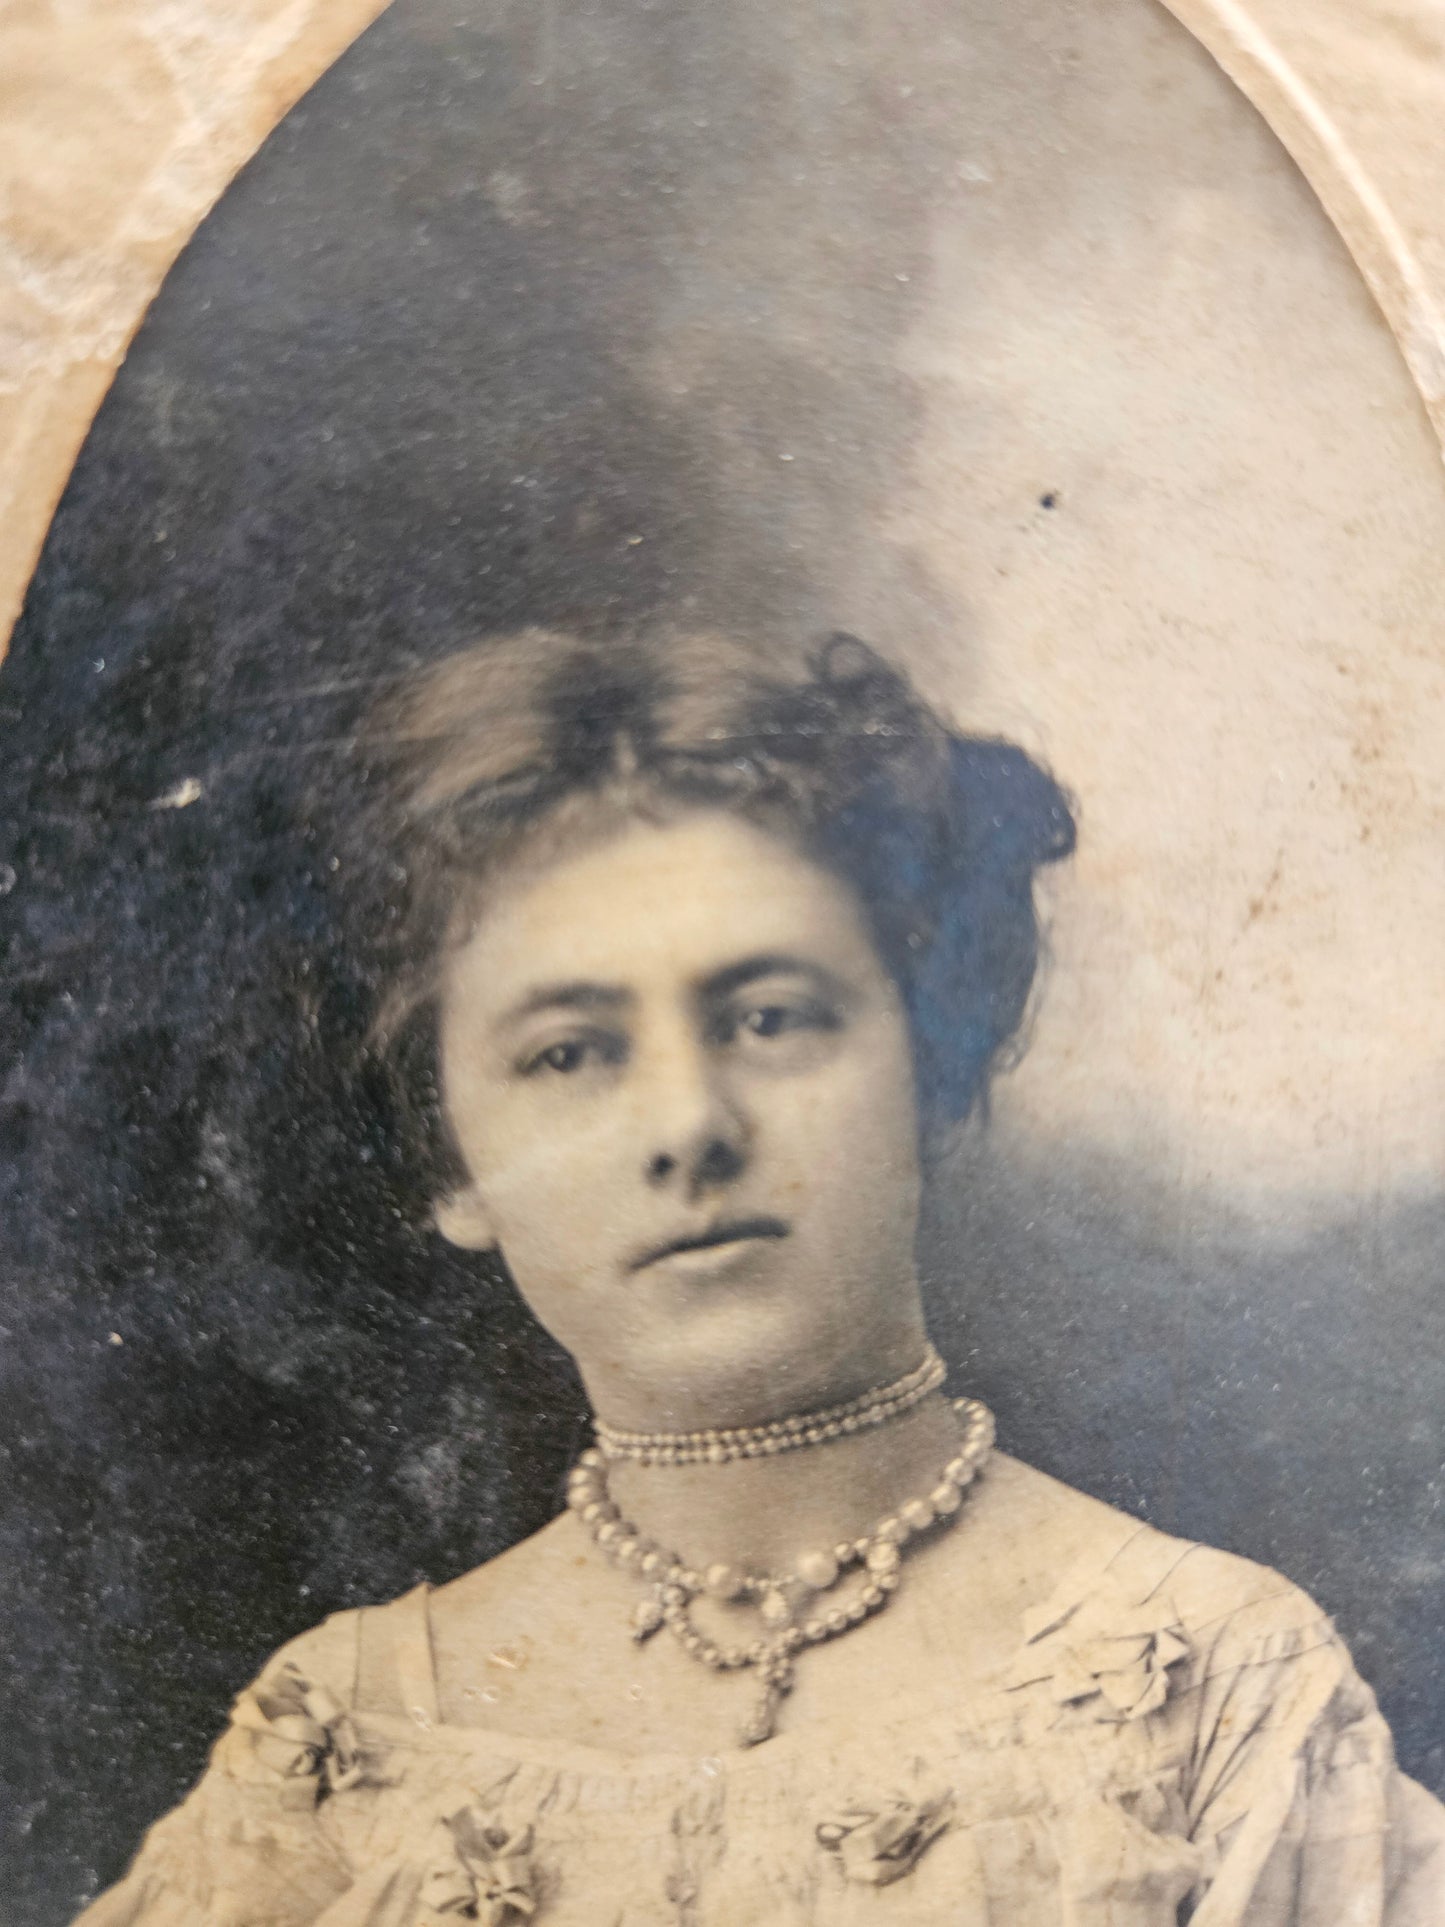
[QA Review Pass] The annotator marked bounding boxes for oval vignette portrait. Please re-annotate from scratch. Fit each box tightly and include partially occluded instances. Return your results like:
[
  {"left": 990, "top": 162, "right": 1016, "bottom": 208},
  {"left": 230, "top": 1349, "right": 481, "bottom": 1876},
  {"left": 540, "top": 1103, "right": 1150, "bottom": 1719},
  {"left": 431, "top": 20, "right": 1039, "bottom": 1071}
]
[{"left": 1, "top": 2, "right": 1444, "bottom": 1923}]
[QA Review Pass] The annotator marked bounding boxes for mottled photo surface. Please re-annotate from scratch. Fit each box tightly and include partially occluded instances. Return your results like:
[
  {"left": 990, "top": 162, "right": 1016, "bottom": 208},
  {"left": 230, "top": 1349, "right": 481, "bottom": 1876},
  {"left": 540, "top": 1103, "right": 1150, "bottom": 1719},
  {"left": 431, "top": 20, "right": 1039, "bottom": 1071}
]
[{"left": 2, "top": 3, "right": 1443, "bottom": 1923}]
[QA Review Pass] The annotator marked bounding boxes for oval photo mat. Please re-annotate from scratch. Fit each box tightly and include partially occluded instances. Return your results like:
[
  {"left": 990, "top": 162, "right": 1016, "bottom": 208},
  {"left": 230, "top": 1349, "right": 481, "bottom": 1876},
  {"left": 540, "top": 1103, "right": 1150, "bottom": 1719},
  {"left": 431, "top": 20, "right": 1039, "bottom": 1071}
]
[{"left": 2, "top": 0, "right": 1442, "bottom": 1915}]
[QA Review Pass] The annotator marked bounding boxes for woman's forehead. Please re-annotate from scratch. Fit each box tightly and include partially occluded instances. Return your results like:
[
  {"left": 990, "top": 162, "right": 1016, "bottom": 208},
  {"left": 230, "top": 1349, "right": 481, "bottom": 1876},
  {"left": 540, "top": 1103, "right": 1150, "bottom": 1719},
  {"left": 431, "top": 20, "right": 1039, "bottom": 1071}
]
[{"left": 443, "top": 811, "right": 881, "bottom": 1014}]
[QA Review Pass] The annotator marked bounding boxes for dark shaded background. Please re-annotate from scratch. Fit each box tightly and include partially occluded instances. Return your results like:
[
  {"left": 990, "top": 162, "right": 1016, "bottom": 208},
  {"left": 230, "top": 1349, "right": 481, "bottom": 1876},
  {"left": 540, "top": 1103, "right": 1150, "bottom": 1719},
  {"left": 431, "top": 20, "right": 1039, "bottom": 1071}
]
[{"left": 1, "top": 1, "right": 1441, "bottom": 1919}]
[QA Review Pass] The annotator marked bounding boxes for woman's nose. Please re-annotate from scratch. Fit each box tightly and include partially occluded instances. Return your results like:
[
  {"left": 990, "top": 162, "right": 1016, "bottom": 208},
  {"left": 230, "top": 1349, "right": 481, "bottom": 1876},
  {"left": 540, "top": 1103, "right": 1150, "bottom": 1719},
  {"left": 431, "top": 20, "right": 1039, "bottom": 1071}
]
[
  {"left": 640, "top": 1033, "right": 749, "bottom": 1193},
  {"left": 647, "top": 1134, "right": 745, "bottom": 1190}
]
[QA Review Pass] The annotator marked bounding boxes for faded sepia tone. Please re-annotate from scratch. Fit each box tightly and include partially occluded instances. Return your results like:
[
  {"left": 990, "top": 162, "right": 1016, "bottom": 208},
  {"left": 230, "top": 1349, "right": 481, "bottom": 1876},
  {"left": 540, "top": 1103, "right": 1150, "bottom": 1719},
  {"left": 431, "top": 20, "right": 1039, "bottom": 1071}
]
[
  {"left": 63, "top": 627, "right": 1445, "bottom": 1922},
  {"left": 2, "top": 1, "right": 1444, "bottom": 1922}
]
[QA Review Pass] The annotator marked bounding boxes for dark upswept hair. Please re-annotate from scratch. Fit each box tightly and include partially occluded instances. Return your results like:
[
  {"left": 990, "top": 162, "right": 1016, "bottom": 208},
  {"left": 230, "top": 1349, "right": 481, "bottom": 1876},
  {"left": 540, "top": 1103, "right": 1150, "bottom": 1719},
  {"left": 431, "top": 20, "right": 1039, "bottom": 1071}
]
[{"left": 356, "top": 626, "right": 1075, "bottom": 1187}]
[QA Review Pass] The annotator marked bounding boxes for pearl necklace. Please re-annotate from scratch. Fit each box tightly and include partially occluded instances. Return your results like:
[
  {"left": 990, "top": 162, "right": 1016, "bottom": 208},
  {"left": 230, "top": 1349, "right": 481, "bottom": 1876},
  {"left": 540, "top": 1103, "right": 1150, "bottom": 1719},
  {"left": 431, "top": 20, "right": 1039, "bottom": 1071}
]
[
  {"left": 589, "top": 1348, "right": 951, "bottom": 1464},
  {"left": 593, "top": 1346, "right": 947, "bottom": 1465},
  {"left": 567, "top": 1395, "right": 994, "bottom": 1746}
]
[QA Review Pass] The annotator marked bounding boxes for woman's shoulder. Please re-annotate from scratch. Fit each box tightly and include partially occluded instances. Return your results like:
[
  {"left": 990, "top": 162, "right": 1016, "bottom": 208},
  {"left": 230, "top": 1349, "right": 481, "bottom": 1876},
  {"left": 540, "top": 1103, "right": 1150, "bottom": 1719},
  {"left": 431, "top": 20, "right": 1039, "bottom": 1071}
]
[
  {"left": 973, "top": 1451, "right": 1337, "bottom": 1667},
  {"left": 232, "top": 1518, "right": 585, "bottom": 1736},
  {"left": 240, "top": 1512, "right": 570, "bottom": 1690},
  {"left": 256, "top": 1594, "right": 372, "bottom": 1692}
]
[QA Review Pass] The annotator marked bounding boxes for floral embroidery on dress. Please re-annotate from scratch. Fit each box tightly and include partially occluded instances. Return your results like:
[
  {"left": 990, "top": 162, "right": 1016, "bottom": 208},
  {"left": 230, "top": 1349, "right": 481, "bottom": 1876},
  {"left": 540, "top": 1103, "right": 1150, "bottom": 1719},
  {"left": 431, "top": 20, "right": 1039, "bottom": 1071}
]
[
  {"left": 230, "top": 1660, "right": 371, "bottom": 1808},
  {"left": 815, "top": 1789, "right": 954, "bottom": 1886},
  {"left": 1004, "top": 1566, "right": 1192, "bottom": 1723},
  {"left": 418, "top": 1801, "right": 539, "bottom": 1924},
  {"left": 1045, "top": 1623, "right": 1190, "bottom": 1720}
]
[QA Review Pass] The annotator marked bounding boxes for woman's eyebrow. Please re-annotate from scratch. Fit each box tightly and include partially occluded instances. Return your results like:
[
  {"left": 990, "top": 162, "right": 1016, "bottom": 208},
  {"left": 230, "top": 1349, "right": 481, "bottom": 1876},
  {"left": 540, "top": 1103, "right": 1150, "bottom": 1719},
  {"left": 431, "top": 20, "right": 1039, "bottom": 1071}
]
[
  {"left": 498, "top": 981, "right": 631, "bottom": 1027},
  {"left": 701, "top": 953, "right": 845, "bottom": 1001}
]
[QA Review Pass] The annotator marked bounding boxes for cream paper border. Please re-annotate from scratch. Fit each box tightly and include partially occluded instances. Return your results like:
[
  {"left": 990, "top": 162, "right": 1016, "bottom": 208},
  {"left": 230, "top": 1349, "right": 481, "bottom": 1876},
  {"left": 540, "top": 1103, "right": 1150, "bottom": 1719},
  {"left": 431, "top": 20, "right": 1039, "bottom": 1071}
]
[{"left": 1161, "top": 0, "right": 1445, "bottom": 437}]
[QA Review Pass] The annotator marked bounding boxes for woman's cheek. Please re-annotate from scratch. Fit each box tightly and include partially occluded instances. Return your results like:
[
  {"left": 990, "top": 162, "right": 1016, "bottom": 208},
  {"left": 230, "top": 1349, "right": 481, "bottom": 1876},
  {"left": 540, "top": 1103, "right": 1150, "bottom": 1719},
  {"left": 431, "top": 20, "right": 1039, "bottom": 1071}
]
[
  {"left": 485, "top": 1103, "right": 622, "bottom": 1238},
  {"left": 788, "top": 1043, "right": 909, "bottom": 1149}
]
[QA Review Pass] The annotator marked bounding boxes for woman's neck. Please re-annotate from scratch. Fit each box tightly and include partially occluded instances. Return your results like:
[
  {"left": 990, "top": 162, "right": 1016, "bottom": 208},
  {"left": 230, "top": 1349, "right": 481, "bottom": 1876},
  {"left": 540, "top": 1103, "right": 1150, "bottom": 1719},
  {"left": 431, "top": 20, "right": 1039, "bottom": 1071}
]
[{"left": 602, "top": 1392, "right": 964, "bottom": 1577}]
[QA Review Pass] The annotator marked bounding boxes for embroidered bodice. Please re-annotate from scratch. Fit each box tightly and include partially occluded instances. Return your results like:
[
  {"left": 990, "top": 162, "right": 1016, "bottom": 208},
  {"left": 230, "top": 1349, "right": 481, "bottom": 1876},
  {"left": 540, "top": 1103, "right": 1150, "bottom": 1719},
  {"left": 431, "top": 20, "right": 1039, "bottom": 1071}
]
[{"left": 75, "top": 1499, "right": 1445, "bottom": 1926}]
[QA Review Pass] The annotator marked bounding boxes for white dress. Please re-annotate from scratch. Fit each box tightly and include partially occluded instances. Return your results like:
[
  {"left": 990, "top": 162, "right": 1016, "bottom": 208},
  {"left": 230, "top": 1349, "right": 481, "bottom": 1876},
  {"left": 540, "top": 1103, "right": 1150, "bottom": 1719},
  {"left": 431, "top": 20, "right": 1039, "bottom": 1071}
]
[{"left": 76, "top": 1509, "right": 1445, "bottom": 1925}]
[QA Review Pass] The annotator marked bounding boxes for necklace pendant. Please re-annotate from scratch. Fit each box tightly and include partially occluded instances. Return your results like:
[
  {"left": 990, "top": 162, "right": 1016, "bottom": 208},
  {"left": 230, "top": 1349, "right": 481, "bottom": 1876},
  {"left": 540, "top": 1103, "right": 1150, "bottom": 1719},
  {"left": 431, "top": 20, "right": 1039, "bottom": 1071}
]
[
  {"left": 631, "top": 1592, "right": 666, "bottom": 1642},
  {"left": 739, "top": 1679, "right": 782, "bottom": 1747},
  {"left": 759, "top": 1585, "right": 794, "bottom": 1630},
  {"left": 739, "top": 1702, "right": 776, "bottom": 1747},
  {"left": 739, "top": 1643, "right": 796, "bottom": 1746}
]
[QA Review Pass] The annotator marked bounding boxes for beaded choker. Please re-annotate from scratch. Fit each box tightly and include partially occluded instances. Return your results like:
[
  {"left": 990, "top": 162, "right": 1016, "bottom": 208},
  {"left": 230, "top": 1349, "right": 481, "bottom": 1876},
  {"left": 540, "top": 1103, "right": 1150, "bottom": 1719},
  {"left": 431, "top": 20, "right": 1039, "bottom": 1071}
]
[
  {"left": 568, "top": 1394, "right": 995, "bottom": 1745},
  {"left": 593, "top": 1344, "right": 947, "bottom": 1466}
]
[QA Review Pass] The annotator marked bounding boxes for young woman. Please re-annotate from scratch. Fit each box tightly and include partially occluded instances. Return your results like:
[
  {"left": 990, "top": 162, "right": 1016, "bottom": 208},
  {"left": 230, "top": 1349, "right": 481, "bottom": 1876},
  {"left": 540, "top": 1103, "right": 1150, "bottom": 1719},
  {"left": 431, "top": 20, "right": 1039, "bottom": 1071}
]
[{"left": 79, "top": 630, "right": 1444, "bottom": 1925}]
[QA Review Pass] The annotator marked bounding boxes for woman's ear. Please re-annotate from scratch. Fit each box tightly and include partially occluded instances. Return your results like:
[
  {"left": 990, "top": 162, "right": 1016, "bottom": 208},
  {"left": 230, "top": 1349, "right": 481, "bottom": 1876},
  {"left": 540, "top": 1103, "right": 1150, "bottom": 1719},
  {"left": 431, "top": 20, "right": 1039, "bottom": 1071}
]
[{"left": 434, "top": 1185, "right": 498, "bottom": 1250}]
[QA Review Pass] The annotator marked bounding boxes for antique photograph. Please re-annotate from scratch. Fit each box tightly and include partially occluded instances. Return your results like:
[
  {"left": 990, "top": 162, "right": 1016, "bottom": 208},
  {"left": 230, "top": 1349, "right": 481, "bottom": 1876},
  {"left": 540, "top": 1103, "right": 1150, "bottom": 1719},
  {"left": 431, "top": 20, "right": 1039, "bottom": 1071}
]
[{"left": 2, "top": 2, "right": 1444, "bottom": 1923}]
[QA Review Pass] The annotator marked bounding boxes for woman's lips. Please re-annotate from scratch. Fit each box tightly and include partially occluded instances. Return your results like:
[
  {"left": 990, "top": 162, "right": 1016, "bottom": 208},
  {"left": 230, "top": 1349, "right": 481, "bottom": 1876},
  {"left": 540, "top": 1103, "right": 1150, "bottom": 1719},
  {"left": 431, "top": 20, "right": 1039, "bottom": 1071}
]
[{"left": 631, "top": 1216, "right": 789, "bottom": 1273}]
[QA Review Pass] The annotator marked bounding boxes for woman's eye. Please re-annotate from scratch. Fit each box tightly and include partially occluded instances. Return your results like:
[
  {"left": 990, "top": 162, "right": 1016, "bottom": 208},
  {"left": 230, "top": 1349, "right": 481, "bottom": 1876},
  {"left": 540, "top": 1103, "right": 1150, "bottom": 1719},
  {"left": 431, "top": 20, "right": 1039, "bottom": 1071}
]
[
  {"left": 742, "top": 1004, "right": 795, "bottom": 1038},
  {"left": 537, "top": 1041, "right": 588, "bottom": 1073},
  {"left": 726, "top": 999, "right": 837, "bottom": 1043},
  {"left": 519, "top": 1032, "right": 621, "bottom": 1077}
]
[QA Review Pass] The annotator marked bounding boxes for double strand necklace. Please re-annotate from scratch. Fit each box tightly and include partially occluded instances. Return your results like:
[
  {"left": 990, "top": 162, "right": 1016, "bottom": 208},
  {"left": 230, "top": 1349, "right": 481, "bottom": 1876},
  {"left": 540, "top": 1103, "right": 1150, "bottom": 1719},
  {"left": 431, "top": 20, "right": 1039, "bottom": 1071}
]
[
  {"left": 594, "top": 1346, "right": 947, "bottom": 1466},
  {"left": 568, "top": 1366, "right": 995, "bottom": 1747}
]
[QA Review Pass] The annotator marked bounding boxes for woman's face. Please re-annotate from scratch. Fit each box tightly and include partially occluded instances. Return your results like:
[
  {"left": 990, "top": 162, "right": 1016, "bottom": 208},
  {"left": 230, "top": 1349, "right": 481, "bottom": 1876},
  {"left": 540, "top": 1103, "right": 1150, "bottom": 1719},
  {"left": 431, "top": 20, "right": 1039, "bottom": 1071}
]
[{"left": 436, "top": 809, "right": 929, "bottom": 1428}]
